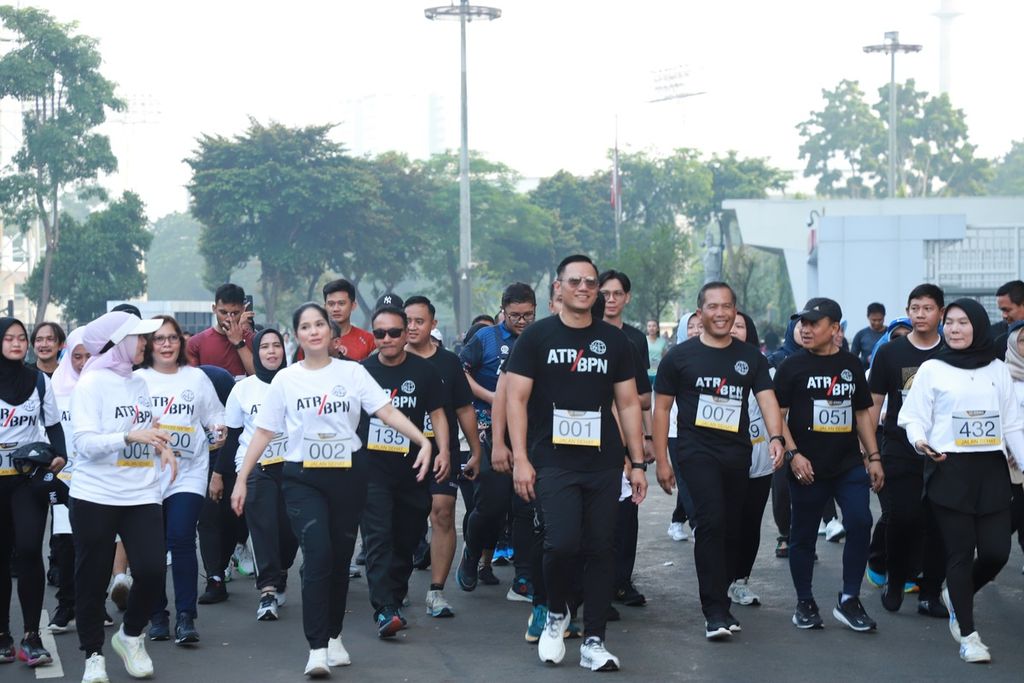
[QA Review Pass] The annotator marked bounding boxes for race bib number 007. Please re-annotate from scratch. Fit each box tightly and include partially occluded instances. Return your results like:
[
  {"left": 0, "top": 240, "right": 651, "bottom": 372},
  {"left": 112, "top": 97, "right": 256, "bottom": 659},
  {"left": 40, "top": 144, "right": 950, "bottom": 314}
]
[
  {"left": 952, "top": 411, "right": 1001, "bottom": 447},
  {"left": 812, "top": 399, "right": 852, "bottom": 433},
  {"left": 695, "top": 394, "right": 742, "bottom": 433},
  {"left": 302, "top": 434, "right": 351, "bottom": 468},
  {"left": 367, "top": 417, "right": 410, "bottom": 453},
  {"left": 552, "top": 408, "right": 601, "bottom": 447}
]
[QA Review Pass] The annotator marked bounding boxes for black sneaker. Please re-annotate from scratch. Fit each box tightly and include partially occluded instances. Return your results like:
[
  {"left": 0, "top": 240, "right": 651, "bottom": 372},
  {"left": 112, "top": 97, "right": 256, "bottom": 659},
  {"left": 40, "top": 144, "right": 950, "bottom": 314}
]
[
  {"left": 17, "top": 632, "right": 51, "bottom": 667},
  {"left": 175, "top": 612, "right": 200, "bottom": 645},
  {"left": 0, "top": 632, "right": 14, "bottom": 662},
  {"left": 103, "top": 612, "right": 115, "bottom": 628},
  {"left": 917, "top": 597, "right": 949, "bottom": 619},
  {"left": 412, "top": 537, "right": 431, "bottom": 570},
  {"left": 880, "top": 584, "right": 904, "bottom": 612},
  {"left": 148, "top": 613, "right": 171, "bottom": 641},
  {"left": 197, "top": 577, "right": 228, "bottom": 605},
  {"left": 792, "top": 599, "right": 823, "bottom": 629},
  {"left": 607, "top": 604, "right": 621, "bottom": 622},
  {"left": 705, "top": 619, "right": 732, "bottom": 640},
  {"left": 615, "top": 582, "right": 647, "bottom": 607},
  {"left": 47, "top": 564, "right": 61, "bottom": 587},
  {"left": 833, "top": 594, "right": 876, "bottom": 632},
  {"left": 775, "top": 538, "right": 789, "bottom": 558},
  {"left": 478, "top": 563, "right": 500, "bottom": 586},
  {"left": 724, "top": 612, "right": 742, "bottom": 633},
  {"left": 455, "top": 547, "right": 478, "bottom": 591},
  {"left": 48, "top": 606, "right": 75, "bottom": 634}
]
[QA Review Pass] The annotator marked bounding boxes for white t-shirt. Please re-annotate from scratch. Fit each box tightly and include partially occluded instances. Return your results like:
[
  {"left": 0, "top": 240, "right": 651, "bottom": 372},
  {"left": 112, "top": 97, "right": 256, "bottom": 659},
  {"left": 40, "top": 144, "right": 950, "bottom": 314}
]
[
  {"left": 226, "top": 375, "right": 289, "bottom": 472},
  {"left": 748, "top": 398, "right": 772, "bottom": 478},
  {"left": 70, "top": 369, "right": 161, "bottom": 506},
  {"left": 255, "top": 359, "right": 390, "bottom": 467},
  {"left": 136, "top": 366, "right": 225, "bottom": 498},
  {"left": 0, "top": 375, "right": 59, "bottom": 478},
  {"left": 55, "top": 392, "right": 74, "bottom": 481}
]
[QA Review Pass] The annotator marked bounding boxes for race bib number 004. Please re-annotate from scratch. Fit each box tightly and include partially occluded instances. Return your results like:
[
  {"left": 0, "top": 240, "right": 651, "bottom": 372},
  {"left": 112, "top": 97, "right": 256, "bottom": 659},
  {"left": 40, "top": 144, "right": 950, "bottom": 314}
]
[
  {"left": 552, "top": 408, "right": 601, "bottom": 447},
  {"left": 695, "top": 394, "right": 742, "bottom": 433},
  {"left": 118, "top": 442, "right": 153, "bottom": 468},
  {"left": 302, "top": 434, "right": 351, "bottom": 468},
  {"left": 367, "top": 417, "right": 410, "bottom": 453},
  {"left": 953, "top": 411, "right": 1001, "bottom": 447},
  {"left": 812, "top": 399, "right": 852, "bottom": 433}
]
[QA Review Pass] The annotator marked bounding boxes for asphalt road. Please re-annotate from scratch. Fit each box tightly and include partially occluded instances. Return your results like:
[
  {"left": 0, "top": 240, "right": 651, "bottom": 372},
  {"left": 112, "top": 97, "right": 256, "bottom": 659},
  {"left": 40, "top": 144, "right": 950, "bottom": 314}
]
[{"left": 8, "top": 473, "right": 1024, "bottom": 682}]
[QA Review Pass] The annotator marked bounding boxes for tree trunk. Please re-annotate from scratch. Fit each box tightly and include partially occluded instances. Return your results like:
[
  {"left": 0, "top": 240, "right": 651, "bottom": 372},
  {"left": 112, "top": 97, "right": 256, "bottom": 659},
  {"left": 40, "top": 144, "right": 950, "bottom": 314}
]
[{"left": 35, "top": 247, "right": 53, "bottom": 325}]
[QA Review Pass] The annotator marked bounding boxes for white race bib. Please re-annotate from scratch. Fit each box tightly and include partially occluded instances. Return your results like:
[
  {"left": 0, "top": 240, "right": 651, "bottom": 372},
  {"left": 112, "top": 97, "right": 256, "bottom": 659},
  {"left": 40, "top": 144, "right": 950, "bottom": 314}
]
[
  {"left": 812, "top": 399, "right": 852, "bottom": 433},
  {"left": 260, "top": 433, "right": 288, "bottom": 466},
  {"left": 367, "top": 417, "right": 410, "bottom": 453},
  {"left": 0, "top": 444, "right": 17, "bottom": 477},
  {"left": 163, "top": 424, "right": 195, "bottom": 458},
  {"left": 302, "top": 433, "right": 352, "bottom": 468},
  {"left": 423, "top": 413, "right": 435, "bottom": 439},
  {"left": 118, "top": 441, "right": 153, "bottom": 468},
  {"left": 952, "top": 410, "right": 1001, "bottom": 447},
  {"left": 695, "top": 394, "right": 742, "bottom": 433},
  {"left": 749, "top": 414, "right": 766, "bottom": 445},
  {"left": 552, "top": 407, "right": 601, "bottom": 447}
]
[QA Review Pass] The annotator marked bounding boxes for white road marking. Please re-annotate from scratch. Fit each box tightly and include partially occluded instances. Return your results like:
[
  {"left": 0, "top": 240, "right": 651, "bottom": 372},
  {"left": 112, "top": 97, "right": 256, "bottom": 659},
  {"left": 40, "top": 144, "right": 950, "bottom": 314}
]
[{"left": 36, "top": 610, "right": 65, "bottom": 679}]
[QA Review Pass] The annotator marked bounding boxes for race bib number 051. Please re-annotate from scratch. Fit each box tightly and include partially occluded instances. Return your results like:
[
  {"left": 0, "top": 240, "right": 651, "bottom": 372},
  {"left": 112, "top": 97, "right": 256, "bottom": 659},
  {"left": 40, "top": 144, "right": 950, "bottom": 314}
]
[
  {"left": 953, "top": 411, "right": 1001, "bottom": 447},
  {"left": 367, "top": 417, "right": 410, "bottom": 453},
  {"left": 812, "top": 399, "right": 852, "bottom": 433},
  {"left": 302, "top": 434, "right": 351, "bottom": 468},
  {"left": 695, "top": 394, "right": 742, "bottom": 433},
  {"left": 552, "top": 408, "right": 601, "bottom": 447}
]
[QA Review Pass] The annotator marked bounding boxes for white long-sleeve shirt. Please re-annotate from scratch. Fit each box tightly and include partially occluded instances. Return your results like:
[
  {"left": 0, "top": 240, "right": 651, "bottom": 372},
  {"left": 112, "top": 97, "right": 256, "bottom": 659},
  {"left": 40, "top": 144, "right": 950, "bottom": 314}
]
[
  {"left": 898, "top": 358, "right": 1024, "bottom": 470},
  {"left": 70, "top": 368, "right": 162, "bottom": 506}
]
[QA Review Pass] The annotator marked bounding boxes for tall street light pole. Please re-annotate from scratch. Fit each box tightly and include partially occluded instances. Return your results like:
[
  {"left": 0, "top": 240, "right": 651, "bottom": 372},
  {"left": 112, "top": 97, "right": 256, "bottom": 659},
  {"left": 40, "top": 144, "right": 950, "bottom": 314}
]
[
  {"left": 864, "top": 31, "right": 921, "bottom": 198},
  {"left": 425, "top": 0, "right": 501, "bottom": 334}
]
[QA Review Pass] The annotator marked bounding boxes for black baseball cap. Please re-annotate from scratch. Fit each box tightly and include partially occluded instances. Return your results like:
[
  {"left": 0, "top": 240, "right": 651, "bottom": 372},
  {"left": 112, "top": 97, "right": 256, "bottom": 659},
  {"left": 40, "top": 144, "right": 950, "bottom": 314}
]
[
  {"left": 375, "top": 293, "right": 404, "bottom": 311},
  {"left": 791, "top": 297, "right": 843, "bottom": 323}
]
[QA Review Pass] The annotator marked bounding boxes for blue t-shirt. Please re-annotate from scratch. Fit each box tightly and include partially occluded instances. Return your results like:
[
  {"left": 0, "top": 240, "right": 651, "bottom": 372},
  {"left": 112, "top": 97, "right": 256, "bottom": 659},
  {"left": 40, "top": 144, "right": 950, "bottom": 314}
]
[{"left": 458, "top": 322, "right": 517, "bottom": 413}]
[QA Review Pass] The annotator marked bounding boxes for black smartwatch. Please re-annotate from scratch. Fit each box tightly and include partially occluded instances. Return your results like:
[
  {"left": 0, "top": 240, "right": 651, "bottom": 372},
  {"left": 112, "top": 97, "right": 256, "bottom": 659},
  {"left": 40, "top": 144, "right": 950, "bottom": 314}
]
[
  {"left": 783, "top": 449, "right": 799, "bottom": 465},
  {"left": 630, "top": 461, "right": 648, "bottom": 471},
  {"left": 233, "top": 339, "right": 246, "bottom": 350}
]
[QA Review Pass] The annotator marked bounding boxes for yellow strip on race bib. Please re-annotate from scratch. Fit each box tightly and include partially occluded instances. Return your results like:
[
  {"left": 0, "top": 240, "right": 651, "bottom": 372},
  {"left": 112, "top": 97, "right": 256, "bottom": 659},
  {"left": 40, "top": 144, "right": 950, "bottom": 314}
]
[
  {"left": 117, "top": 442, "right": 153, "bottom": 468},
  {"left": 302, "top": 434, "right": 352, "bottom": 468},
  {"left": 812, "top": 399, "right": 852, "bottom": 433},
  {"left": 367, "top": 417, "right": 410, "bottom": 453},
  {"left": 552, "top": 408, "right": 601, "bottom": 447},
  {"left": 0, "top": 446, "right": 17, "bottom": 476},
  {"left": 423, "top": 413, "right": 435, "bottom": 439},
  {"left": 260, "top": 434, "right": 288, "bottom": 466}
]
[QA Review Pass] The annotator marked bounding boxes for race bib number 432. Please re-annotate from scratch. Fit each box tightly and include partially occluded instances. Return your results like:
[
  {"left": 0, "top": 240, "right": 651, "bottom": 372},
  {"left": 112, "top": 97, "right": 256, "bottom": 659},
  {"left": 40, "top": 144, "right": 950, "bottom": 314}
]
[
  {"left": 952, "top": 411, "right": 1001, "bottom": 447},
  {"left": 695, "top": 394, "right": 742, "bottom": 433},
  {"left": 552, "top": 408, "right": 601, "bottom": 447}
]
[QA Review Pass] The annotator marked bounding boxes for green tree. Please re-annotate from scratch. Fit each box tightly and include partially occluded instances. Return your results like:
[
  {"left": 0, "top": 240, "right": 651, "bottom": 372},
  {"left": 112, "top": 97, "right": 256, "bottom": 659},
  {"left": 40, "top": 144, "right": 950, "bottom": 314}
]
[
  {"left": 529, "top": 170, "right": 616, "bottom": 263},
  {"left": 146, "top": 212, "right": 213, "bottom": 301},
  {"left": 186, "top": 119, "right": 371, "bottom": 326},
  {"left": 0, "top": 6, "right": 124, "bottom": 323},
  {"left": 987, "top": 140, "right": 1024, "bottom": 196},
  {"left": 24, "top": 192, "right": 151, "bottom": 324}
]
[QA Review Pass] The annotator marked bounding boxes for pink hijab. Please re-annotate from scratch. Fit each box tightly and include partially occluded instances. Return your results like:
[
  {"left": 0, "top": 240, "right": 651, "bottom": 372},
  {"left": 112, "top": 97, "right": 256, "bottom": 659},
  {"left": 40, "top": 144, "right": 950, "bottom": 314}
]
[
  {"left": 80, "top": 312, "right": 143, "bottom": 379},
  {"left": 51, "top": 327, "right": 87, "bottom": 397}
]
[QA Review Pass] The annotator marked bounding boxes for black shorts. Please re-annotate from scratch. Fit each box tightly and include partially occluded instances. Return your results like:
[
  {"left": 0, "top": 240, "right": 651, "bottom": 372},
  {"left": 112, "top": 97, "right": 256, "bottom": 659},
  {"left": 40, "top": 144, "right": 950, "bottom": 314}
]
[{"left": 429, "top": 451, "right": 464, "bottom": 498}]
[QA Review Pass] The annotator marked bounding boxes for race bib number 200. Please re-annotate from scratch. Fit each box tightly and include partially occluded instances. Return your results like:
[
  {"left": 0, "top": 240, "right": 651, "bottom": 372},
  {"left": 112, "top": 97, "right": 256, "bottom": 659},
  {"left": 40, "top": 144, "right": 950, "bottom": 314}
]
[
  {"left": 552, "top": 408, "right": 601, "bottom": 447},
  {"left": 953, "top": 411, "right": 1001, "bottom": 447}
]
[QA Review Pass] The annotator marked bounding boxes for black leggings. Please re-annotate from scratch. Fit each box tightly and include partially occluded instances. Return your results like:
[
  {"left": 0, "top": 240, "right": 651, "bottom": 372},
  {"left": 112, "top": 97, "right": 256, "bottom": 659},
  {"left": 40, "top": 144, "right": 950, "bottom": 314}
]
[
  {"left": 880, "top": 473, "right": 945, "bottom": 598},
  {"left": 931, "top": 502, "right": 1010, "bottom": 637},
  {"left": 732, "top": 474, "right": 772, "bottom": 581},
  {"left": 465, "top": 468, "right": 533, "bottom": 577},
  {"left": 70, "top": 498, "right": 166, "bottom": 657},
  {"left": 198, "top": 466, "right": 246, "bottom": 580},
  {"left": 0, "top": 477, "right": 49, "bottom": 634},
  {"left": 244, "top": 464, "right": 298, "bottom": 593},
  {"left": 281, "top": 462, "right": 366, "bottom": 649}
]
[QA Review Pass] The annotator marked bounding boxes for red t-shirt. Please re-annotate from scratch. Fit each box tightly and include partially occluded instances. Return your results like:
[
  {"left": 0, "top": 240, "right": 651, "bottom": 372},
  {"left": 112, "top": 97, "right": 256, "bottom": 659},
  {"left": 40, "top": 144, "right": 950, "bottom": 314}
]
[
  {"left": 186, "top": 327, "right": 254, "bottom": 377},
  {"left": 295, "top": 325, "right": 376, "bottom": 362}
]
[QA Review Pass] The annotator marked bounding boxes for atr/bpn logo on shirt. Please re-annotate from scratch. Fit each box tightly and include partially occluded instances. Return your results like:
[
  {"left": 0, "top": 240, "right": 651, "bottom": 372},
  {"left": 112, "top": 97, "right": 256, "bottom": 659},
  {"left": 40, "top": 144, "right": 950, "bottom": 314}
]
[{"left": 546, "top": 348, "right": 608, "bottom": 374}]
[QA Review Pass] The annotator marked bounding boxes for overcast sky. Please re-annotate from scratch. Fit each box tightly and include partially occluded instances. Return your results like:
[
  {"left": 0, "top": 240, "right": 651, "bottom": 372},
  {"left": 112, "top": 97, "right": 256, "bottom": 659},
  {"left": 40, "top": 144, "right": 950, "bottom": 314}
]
[{"left": 0, "top": 0, "right": 1019, "bottom": 219}]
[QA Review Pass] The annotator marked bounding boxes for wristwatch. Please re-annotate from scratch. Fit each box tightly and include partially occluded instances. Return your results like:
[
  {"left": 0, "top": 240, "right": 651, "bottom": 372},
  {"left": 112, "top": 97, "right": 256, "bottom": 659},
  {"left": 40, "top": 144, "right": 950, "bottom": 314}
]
[
  {"left": 630, "top": 461, "right": 648, "bottom": 471},
  {"left": 233, "top": 339, "right": 246, "bottom": 349},
  {"left": 783, "top": 449, "right": 800, "bottom": 464}
]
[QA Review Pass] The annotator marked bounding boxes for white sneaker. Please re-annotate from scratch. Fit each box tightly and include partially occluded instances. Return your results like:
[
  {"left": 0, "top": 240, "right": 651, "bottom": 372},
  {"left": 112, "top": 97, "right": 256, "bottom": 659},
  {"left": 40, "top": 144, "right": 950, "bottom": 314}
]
[
  {"left": 579, "top": 637, "right": 620, "bottom": 671},
  {"left": 257, "top": 593, "right": 279, "bottom": 621},
  {"left": 425, "top": 589, "right": 454, "bottom": 617},
  {"left": 82, "top": 653, "right": 110, "bottom": 683},
  {"left": 303, "top": 648, "right": 330, "bottom": 677},
  {"left": 817, "top": 520, "right": 827, "bottom": 535},
  {"left": 941, "top": 587, "right": 960, "bottom": 643},
  {"left": 233, "top": 543, "right": 256, "bottom": 576},
  {"left": 327, "top": 635, "right": 350, "bottom": 667},
  {"left": 165, "top": 551, "right": 171, "bottom": 566},
  {"left": 959, "top": 632, "right": 991, "bottom": 663},
  {"left": 277, "top": 590, "right": 287, "bottom": 607},
  {"left": 111, "top": 625, "right": 154, "bottom": 678},
  {"left": 824, "top": 519, "right": 846, "bottom": 542},
  {"left": 109, "top": 574, "right": 132, "bottom": 612},
  {"left": 667, "top": 522, "right": 688, "bottom": 542},
  {"left": 538, "top": 611, "right": 568, "bottom": 664},
  {"left": 728, "top": 578, "right": 761, "bottom": 606}
]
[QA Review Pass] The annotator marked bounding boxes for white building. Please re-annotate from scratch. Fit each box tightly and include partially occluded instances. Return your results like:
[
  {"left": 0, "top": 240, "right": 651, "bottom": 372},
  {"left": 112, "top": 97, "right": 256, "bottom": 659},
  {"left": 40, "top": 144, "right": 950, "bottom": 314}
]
[
  {"left": 723, "top": 197, "right": 1024, "bottom": 323},
  {"left": 107, "top": 300, "right": 213, "bottom": 335}
]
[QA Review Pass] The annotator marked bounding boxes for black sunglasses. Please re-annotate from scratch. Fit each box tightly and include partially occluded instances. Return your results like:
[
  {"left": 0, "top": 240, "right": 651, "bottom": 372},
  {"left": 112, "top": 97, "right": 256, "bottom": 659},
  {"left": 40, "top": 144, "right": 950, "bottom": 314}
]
[{"left": 372, "top": 327, "right": 404, "bottom": 339}]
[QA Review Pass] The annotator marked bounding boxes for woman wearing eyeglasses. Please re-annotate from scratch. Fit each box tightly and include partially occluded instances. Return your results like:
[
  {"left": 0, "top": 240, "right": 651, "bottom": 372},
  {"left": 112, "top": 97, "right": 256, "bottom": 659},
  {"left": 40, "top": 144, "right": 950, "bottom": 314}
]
[
  {"left": 135, "top": 315, "right": 225, "bottom": 646},
  {"left": 899, "top": 299, "right": 1024, "bottom": 663},
  {"left": 231, "top": 302, "right": 431, "bottom": 677}
]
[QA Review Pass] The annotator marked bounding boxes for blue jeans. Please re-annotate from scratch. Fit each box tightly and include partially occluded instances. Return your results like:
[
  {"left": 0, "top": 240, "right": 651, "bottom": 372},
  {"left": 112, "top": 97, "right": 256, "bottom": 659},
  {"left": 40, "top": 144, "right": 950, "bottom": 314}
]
[
  {"left": 155, "top": 492, "right": 204, "bottom": 619},
  {"left": 788, "top": 465, "right": 872, "bottom": 601}
]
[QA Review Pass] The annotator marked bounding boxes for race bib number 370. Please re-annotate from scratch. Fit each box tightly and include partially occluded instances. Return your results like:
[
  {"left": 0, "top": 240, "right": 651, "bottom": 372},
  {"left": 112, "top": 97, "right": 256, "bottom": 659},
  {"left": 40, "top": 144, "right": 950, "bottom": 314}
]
[
  {"left": 552, "top": 408, "right": 601, "bottom": 447},
  {"left": 953, "top": 411, "right": 1001, "bottom": 447}
]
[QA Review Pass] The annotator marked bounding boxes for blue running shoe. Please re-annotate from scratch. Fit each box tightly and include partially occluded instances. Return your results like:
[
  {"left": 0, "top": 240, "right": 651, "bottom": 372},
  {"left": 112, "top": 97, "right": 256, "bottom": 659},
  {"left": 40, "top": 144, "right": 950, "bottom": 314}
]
[
  {"left": 507, "top": 576, "right": 533, "bottom": 603},
  {"left": 525, "top": 605, "right": 548, "bottom": 643},
  {"left": 376, "top": 608, "right": 403, "bottom": 638},
  {"left": 456, "top": 546, "right": 478, "bottom": 592},
  {"left": 865, "top": 567, "right": 887, "bottom": 588}
]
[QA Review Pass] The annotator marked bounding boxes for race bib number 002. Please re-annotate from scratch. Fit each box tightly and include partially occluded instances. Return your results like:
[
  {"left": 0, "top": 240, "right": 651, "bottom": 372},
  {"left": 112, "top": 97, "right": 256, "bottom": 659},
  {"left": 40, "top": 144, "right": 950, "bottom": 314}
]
[
  {"left": 812, "top": 399, "right": 852, "bottom": 433},
  {"left": 302, "top": 434, "right": 351, "bottom": 468},
  {"left": 552, "top": 408, "right": 601, "bottom": 447},
  {"left": 367, "top": 417, "right": 410, "bottom": 453},
  {"left": 118, "top": 442, "right": 153, "bottom": 468},
  {"left": 952, "top": 411, "right": 1001, "bottom": 447},
  {"left": 695, "top": 394, "right": 742, "bottom": 433}
]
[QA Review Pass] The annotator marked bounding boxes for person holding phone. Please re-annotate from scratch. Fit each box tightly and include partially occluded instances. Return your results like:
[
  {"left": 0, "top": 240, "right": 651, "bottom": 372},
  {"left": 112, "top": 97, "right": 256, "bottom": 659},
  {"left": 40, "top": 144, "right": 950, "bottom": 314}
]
[
  {"left": 898, "top": 298, "right": 1024, "bottom": 664},
  {"left": 186, "top": 283, "right": 255, "bottom": 378}
]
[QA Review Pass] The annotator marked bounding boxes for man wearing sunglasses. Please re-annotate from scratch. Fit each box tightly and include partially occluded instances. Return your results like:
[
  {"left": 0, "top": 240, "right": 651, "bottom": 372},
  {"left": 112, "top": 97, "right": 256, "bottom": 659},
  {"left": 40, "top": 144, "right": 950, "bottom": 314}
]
[
  {"left": 359, "top": 294, "right": 451, "bottom": 638},
  {"left": 506, "top": 254, "right": 647, "bottom": 672}
]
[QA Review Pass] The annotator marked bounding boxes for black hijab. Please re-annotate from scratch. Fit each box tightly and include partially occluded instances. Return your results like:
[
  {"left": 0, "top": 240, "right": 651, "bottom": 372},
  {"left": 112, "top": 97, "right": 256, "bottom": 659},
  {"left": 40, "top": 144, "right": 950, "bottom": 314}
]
[
  {"left": 738, "top": 312, "right": 760, "bottom": 349},
  {"left": 0, "top": 318, "right": 39, "bottom": 406},
  {"left": 253, "top": 328, "right": 286, "bottom": 384},
  {"left": 934, "top": 298, "right": 995, "bottom": 370}
]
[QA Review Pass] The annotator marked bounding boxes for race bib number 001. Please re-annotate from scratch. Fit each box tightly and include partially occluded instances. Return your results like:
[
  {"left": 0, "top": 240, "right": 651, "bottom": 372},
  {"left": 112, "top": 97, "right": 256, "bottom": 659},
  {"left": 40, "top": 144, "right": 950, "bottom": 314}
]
[
  {"left": 552, "top": 408, "right": 601, "bottom": 447},
  {"left": 118, "top": 442, "right": 153, "bottom": 468},
  {"left": 695, "top": 394, "right": 742, "bottom": 433},
  {"left": 953, "top": 411, "right": 1001, "bottom": 447},
  {"left": 812, "top": 399, "right": 852, "bottom": 433},
  {"left": 367, "top": 417, "right": 410, "bottom": 453},
  {"left": 302, "top": 434, "right": 351, "bottom": 468},
  {"left": 260, "top": 433, "right": 288, "bottom": 466}
]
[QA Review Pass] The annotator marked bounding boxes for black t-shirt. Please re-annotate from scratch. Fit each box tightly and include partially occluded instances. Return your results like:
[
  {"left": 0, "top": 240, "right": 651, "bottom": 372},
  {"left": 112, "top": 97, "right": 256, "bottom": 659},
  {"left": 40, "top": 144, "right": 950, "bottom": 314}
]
[
  {"left": 504, "top": 315, "right": 635, "bottom": 472},
  {"left": 620, "top": 322, "right": 653, "bottom": 395},
  {"left": 868, "top": 335, "right": 943, "bottom": 461},
  {"left": 654, "top": 336, "right": 773, "bottom": 470},
  {"left": 422, "top": 347, "right": 474, "bottom": 458},
  {"left": 360, "top": 353, "right": 444, "bottom": 470},
  {"left": 774, "top": 349, "right": 872, "bottom": 479}
]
